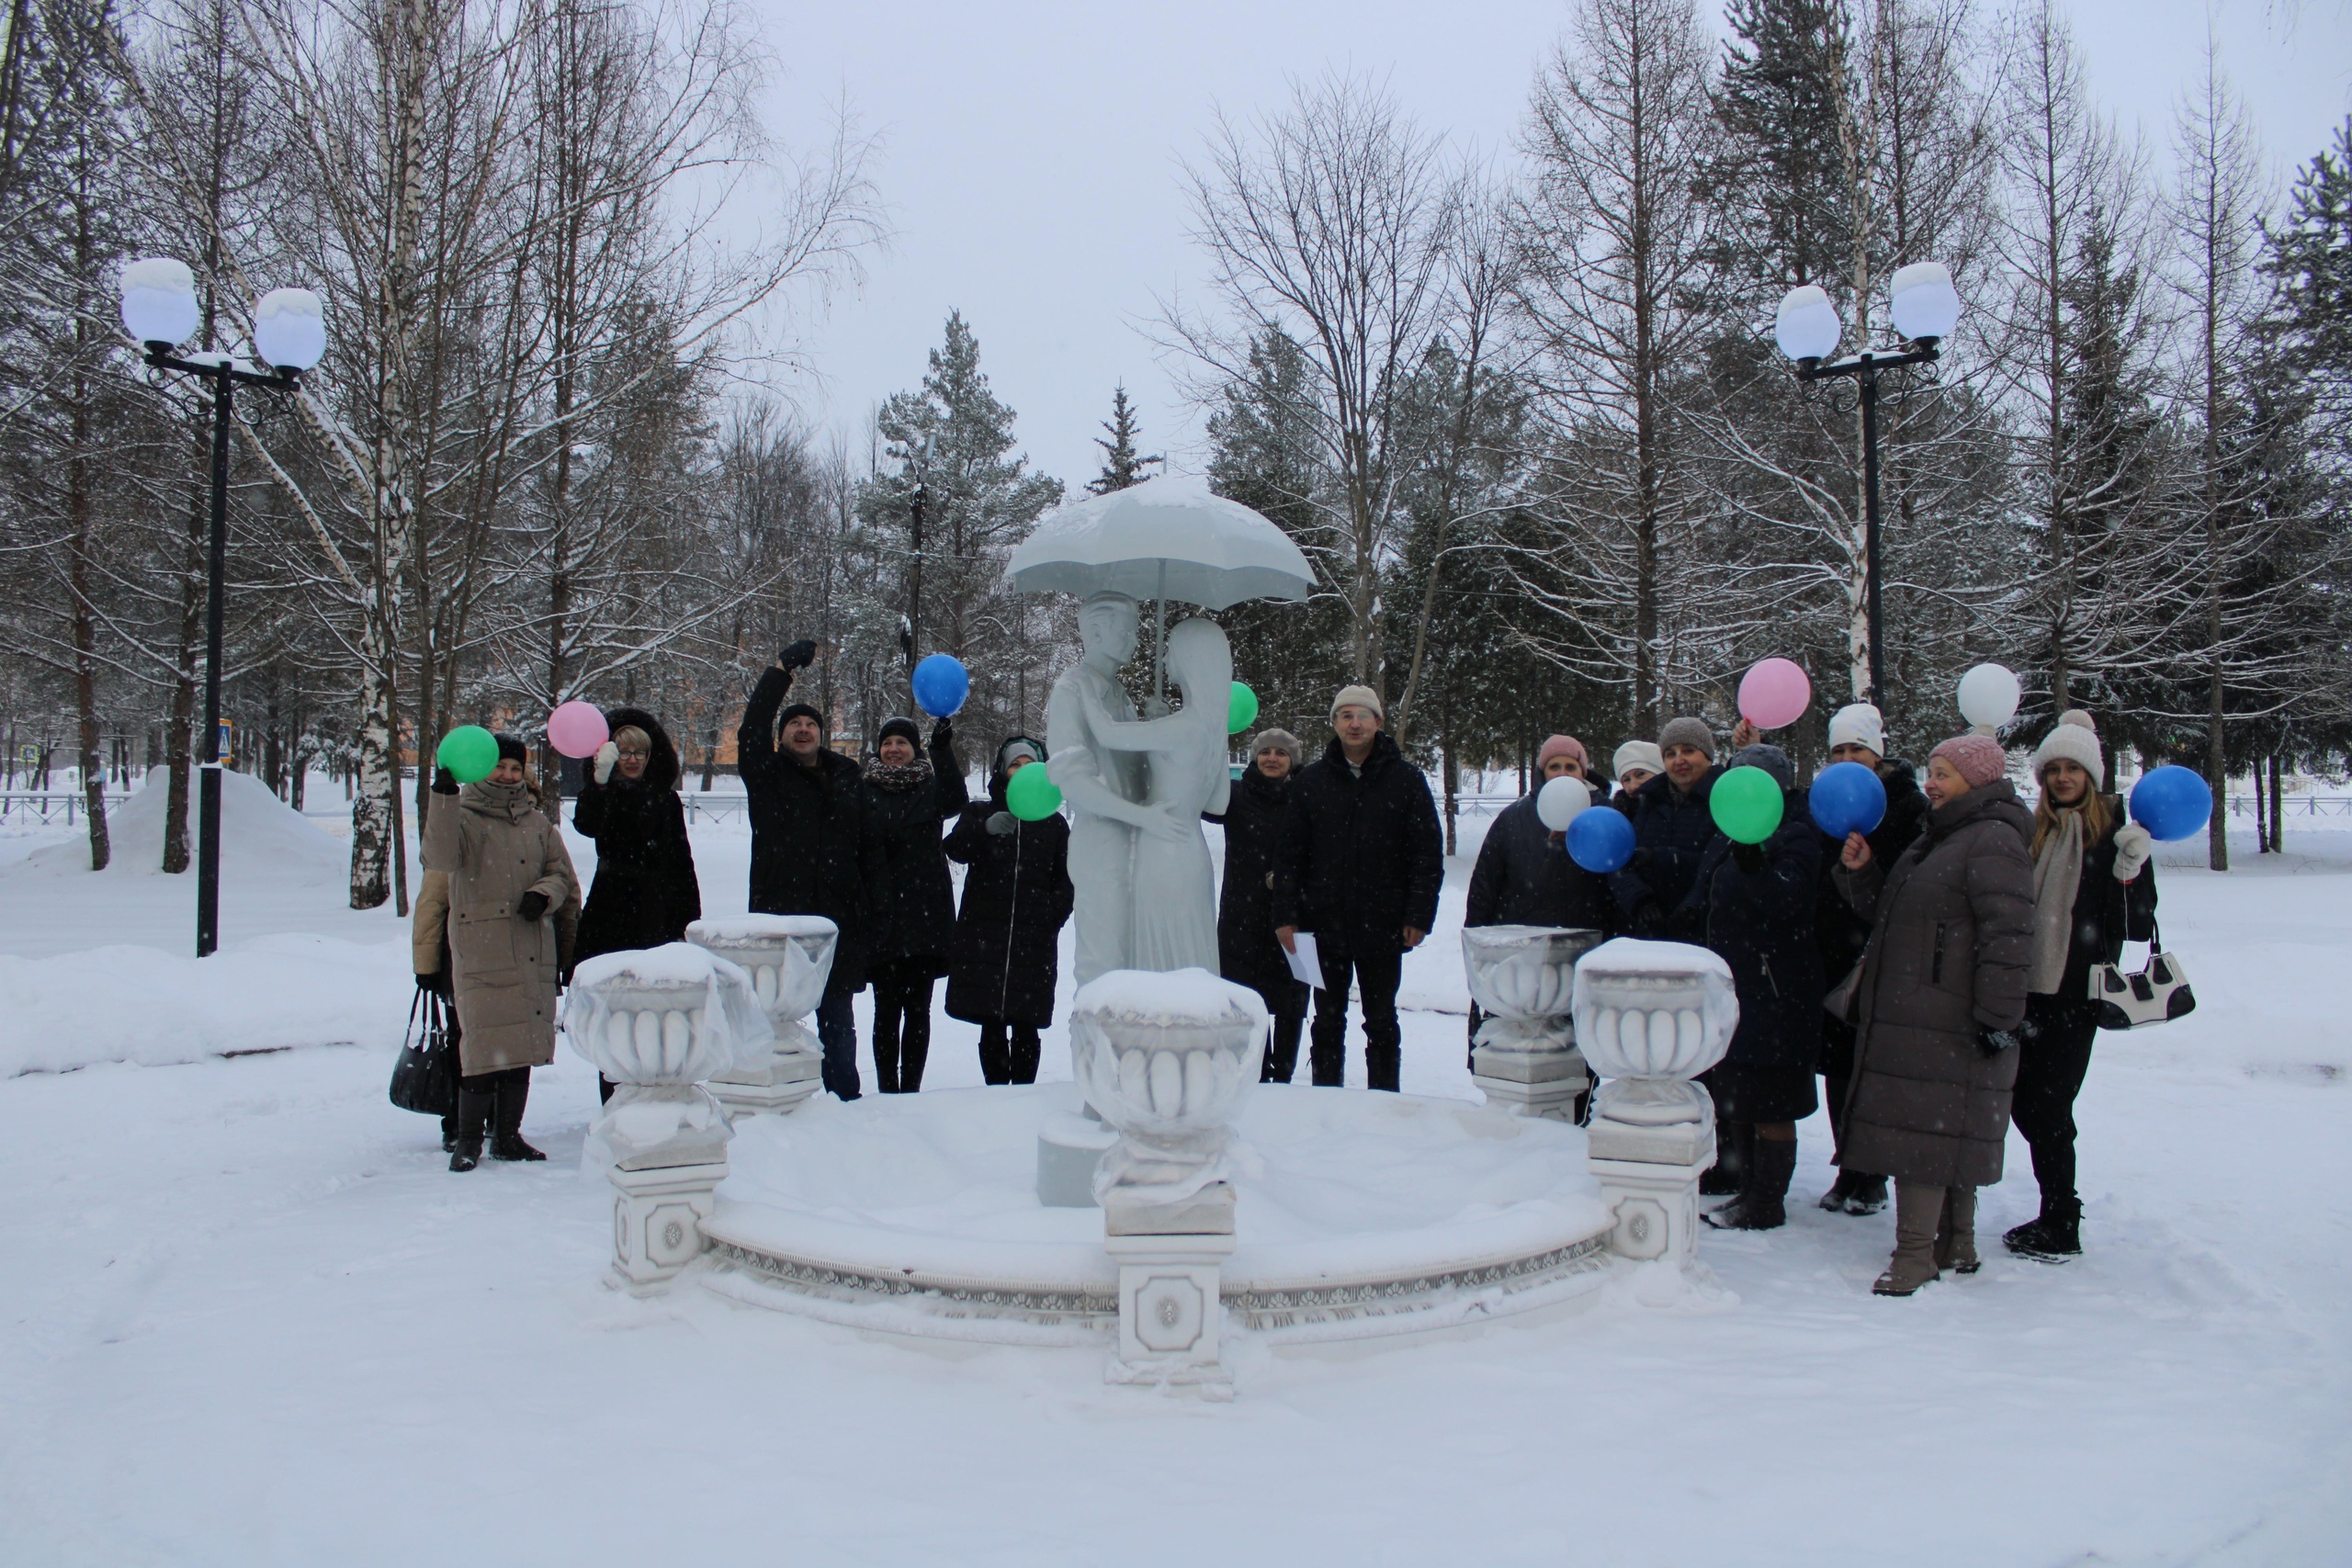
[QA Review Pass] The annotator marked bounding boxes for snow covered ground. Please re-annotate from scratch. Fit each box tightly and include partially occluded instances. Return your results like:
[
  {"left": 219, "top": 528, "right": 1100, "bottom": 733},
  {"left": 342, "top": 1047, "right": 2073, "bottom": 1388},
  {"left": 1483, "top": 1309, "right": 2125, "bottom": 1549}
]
[{"left": 3, "top": 778, "right": 2349, "bottom": 1564}]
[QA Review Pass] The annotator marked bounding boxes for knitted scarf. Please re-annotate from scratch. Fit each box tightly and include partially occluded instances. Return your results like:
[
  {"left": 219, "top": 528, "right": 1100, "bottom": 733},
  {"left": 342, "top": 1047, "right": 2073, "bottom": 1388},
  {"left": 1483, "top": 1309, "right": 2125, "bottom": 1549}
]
[
  {"left": 863, "top": 756, "right": 933, "bottom": 793},
  {"left": 2028, "top": 808, "right": 2084, "bottom": 995}
]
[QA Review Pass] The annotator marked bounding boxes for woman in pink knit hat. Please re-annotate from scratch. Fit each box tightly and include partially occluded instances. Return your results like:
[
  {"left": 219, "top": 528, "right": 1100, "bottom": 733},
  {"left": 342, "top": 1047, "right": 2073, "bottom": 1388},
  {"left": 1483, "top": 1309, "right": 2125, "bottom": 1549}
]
[{"left": 1832, "top": 732, "right": 2035, "bottom": 1296}]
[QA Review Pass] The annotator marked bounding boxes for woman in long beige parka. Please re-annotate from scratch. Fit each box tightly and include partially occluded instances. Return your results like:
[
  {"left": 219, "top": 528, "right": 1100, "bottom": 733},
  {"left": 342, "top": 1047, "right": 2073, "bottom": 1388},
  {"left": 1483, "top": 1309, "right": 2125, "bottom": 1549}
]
[{"left": 422, "top": 735, "right": 581, "bottom": 1171}]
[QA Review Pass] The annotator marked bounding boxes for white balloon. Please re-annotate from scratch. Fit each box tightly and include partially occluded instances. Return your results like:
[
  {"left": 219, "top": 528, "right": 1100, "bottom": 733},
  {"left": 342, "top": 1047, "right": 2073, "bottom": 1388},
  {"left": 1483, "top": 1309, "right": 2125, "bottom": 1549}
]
[
  {"left": 1957, "top": 663, "right": 2021, "bottom": 729},
  {"left": 1536, "top": 775, "right": 1593, "bottom": 830}
]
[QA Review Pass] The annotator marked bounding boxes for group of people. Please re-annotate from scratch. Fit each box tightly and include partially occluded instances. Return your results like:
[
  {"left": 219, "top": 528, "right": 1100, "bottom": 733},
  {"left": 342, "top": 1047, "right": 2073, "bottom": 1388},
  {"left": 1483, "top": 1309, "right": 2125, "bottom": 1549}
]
[
  {"left": 409, "top": 639, "right": 1079, "bottom": 1168},
  {"left": 410, "top": 639, "right": 2157, "bottom": 1302},
  {"left": 1452, "top": 702, "right": 2155, "bottom": 1296}
]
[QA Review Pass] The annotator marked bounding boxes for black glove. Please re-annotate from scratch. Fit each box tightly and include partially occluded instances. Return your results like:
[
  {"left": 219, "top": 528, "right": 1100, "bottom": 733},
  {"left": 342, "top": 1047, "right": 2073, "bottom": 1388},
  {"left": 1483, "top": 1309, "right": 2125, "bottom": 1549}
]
[
  {"left": 416, "top": 970, "right": 452, "bottom": 1001},
  {"left": 1977, "top": 1026, "right": 2018, "bottom": 1056},
  {"left": 986, "top": 811, "right": 1016, "bottom": 837},
  {"left": 516, "top": 890, "right": 549, "bottom": 922},
  {"left": 1626, "top": 847, "right": 1655, "bottom": 874},
  {"left": 432, "top": 767, "right": 460, "bottom": 795},
  {"left": 1732, "top": 841, "right": 1766, "bottom": 874},
  {"left": 932, "top": 716, "right": 954, "bottom": 748},
  {"left": 779, "top": 637, "right": 818, "bottom": 671},
  {"left": 1631, "top": 898, "right": 1665, "bottom": 939}
]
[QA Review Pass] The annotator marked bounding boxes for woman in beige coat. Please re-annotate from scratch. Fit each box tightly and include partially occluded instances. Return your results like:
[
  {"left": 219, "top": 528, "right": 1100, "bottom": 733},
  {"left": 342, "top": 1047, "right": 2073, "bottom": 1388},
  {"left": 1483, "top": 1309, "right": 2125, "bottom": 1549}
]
[{"left": 422, "top": 735, "right": 581, "bottom": 1171}]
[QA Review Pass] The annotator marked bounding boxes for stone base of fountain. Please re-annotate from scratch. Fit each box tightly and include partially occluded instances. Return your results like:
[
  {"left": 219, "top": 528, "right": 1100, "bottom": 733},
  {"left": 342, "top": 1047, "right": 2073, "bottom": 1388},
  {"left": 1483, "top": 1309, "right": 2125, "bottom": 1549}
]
[
  {"left": 695, "top": 1085, "right": 1617, "bottom": 1348},
  {"left": 1471, "top": 1043, "right": 1590, "bottom": 1122}
]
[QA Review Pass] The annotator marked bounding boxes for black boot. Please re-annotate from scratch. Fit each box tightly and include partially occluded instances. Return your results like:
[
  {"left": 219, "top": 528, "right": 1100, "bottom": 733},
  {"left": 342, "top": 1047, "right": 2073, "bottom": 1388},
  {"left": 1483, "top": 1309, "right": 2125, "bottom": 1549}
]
[
  {"left": 1366, "top": 1043, "right": 1402, "bottom": 1093},
  {"left": 489, "top": 1070, "right": 546, "bottom": 1162},
  {"left": 449, "top": 1080, "right": 492, "bottom": 1172},
  {"left": 440, "top": 1113, "right": 461, "bottom": 1155},
  {"left": 2003, "top": 1194, "right": 2083, "bottom": 1261},
  {"left": 1817, "top": 1169, "right": 1860, "bottom": 1211},
  {"left": 1705, "top": 1132, "right": 1794, "bottom": 1231},
  {"left": 1841, "top": 1171, "right": 1888, "bottom": 1215},
  {"left": 1702, "top": 1120, "right": 1749, "bottom": 1196}
]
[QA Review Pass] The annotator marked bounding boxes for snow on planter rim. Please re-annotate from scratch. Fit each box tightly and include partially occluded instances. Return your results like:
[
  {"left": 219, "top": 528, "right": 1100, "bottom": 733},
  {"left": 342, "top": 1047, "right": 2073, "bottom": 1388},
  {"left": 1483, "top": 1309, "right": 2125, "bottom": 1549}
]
[{"left": 684, "top": 914, "right": 839, "bottom": 943}]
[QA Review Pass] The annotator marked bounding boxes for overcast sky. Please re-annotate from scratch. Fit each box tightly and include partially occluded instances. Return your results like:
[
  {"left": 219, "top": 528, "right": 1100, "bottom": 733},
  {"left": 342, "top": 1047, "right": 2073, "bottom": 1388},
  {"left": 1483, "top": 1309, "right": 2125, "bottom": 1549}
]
[{"left": 750, "top": 0, "right": 2352, "bottom": 491}]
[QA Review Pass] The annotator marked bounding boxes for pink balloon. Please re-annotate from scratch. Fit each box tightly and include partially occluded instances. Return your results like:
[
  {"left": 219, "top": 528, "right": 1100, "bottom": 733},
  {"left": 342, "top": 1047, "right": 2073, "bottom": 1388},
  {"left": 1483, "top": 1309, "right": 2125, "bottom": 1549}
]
[
  {"left": 1737, "top": 658, "right": 1813, "bottom": 730},
  {"left": 548, "top": 701, "right": 610, "bottom": 759}
]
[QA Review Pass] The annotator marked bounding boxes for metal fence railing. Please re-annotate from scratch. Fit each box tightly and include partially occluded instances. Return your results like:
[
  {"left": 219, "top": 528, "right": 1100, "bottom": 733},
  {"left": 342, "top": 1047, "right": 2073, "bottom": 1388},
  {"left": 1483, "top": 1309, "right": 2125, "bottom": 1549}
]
[{"left": 0, "top": 791, "right": 104, "bottom": 827}]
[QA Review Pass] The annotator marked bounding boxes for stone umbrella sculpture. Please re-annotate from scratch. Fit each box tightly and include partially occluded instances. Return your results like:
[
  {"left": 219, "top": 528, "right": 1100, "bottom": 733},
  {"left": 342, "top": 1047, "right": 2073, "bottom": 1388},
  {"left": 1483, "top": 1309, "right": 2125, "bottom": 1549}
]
[{"left": 1009, "top": 475, "right": 1313, "bottom": 1392}]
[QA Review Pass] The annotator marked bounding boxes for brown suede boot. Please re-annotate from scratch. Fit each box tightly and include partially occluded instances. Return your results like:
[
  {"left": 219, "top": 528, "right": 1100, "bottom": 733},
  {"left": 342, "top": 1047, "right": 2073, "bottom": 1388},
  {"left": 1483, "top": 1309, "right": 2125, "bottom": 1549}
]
[
  {"left": 1873, "top": 1180, "right": 1944, "bottom": 1296},
  {"left": 1935, "top": 1185, "right": 1981, "bottom": 1274}
]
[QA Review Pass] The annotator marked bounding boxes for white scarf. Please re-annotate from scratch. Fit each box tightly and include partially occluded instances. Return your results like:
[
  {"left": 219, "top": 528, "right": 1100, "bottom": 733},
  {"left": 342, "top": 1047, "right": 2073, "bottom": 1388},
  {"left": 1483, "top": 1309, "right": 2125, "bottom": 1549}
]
[{"left": 2028, "top": 810, "right": 2085, "bottom": 995}]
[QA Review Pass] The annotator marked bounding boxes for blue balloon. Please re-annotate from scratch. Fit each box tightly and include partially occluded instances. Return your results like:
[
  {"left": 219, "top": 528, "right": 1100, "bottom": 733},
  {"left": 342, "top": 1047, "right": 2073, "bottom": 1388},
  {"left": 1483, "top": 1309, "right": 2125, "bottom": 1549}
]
[
  {"left": 2130, "top": 764, "right": 2212, "bottom": 842},
  {"left": 910, "top": 653, "right": 969, "bottom": 717},
  {"left": 1808, "top": 761, "right": 1889, "bottom": 840},
  {"left": 1566, "top": 803, "right": 1635, "bottom": 874}
]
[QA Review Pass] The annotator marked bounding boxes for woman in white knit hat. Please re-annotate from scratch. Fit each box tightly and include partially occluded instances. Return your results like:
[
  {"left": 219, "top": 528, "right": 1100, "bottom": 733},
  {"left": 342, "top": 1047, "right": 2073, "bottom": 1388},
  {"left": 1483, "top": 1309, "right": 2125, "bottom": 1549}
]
[{"left": 2007, "top": 709, "right": 2158, "bottom": 1262}]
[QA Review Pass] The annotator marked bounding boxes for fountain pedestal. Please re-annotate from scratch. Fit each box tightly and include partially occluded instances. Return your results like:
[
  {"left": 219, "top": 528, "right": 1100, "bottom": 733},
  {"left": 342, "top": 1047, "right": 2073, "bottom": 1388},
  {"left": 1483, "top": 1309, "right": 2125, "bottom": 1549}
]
[
  {"left": 689, "top": 917, "right": 836, "bottom": 1118},
  {"left": 1570, "top": 939, "right": 1738, "bottom": 1266},
  {"left": 1071, "top": 969, "right": 1264, "bottom": 1396},
  {"left": 1462, "top": 926, "right": 1602, "bottom": 1122},
  {"left": 565, "top": 944, "right": 774, "bottom": 1292}
]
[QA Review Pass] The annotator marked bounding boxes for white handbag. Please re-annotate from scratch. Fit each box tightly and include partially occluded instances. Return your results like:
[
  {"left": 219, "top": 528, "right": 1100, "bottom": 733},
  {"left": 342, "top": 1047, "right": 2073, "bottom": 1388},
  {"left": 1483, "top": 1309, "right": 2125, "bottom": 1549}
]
[{"left": 2088, "top": 923, "right": 2195, "bottom": 1030}]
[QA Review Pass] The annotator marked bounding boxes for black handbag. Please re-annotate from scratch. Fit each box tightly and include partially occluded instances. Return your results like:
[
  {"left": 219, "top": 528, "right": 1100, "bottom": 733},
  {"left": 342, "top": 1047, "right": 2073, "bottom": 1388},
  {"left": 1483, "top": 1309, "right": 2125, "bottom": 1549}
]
[{"left": 390, "top": 986, "right": 459, "bottom": 1116}]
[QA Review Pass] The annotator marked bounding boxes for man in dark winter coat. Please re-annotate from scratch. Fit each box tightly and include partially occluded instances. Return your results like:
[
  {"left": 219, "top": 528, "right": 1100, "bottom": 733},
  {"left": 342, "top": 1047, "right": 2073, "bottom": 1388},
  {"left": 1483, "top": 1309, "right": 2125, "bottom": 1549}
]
[
  {"left": 1207, "top": 728, "right": 1307, "bottom": 1082},
  {"left": 738, "top": 638, "right": 887, "bottom": 1100},
  {"left": 1682, "top": 744, "right": 1826, "bottom": 1232},
  {"left": 1272, "top": 686, "right": 1443, "bottom": 1091},
  {"left": 945, "top": 736, "right": 1074, "bottom": 1086},
  {"left": 1812, "top": 702, "right": 1929, "bottom": 1214},
  {"left": 861, "top": 713, "right": 969, "bottom": 1092},
  {"left": 1609, "top": 717, "right": 1725, "bottom": 933},
  {"left": 573, "top": 707, "right": 704, "bottom": 1104}
]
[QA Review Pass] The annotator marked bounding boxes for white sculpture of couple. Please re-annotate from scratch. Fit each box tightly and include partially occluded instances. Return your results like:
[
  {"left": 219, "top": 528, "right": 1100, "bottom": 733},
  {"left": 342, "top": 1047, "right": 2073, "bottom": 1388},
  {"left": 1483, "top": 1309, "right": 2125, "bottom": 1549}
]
[{"left": 1046, "top": 593, "right": 1231, "bottom": 985}]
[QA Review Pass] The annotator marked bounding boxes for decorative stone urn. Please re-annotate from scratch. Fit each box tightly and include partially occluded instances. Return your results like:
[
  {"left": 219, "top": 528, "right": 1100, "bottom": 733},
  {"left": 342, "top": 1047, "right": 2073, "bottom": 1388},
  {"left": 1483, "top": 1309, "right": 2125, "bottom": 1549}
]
[
  {"left": 687, "top": 916, "right": 835, "bottom": 1116},
  {"left": 566, "top": 943, "right": 774, "bottom": 1292},
  {"left": 1569, "top": 938, "right": 1738, "bottom": 1267},
  {"left": 1069, "top": 968, "right": 1268, "bottom": 1398},
  {"left": 1461, "top": 925, "right": 1604, "bottom": 1121}
]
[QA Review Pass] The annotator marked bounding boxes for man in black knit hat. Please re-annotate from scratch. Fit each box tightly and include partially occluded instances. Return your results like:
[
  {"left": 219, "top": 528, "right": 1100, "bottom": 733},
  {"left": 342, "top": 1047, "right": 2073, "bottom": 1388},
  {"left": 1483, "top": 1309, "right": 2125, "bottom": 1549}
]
[{"left": 737, "top": 639, "right": 887, "bottom": 1100}]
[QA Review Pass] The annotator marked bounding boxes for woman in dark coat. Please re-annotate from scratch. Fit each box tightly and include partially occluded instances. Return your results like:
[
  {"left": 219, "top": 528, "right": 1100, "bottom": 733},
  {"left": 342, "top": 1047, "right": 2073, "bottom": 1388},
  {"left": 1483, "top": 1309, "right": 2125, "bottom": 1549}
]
[
  {"left": 2007, "top": 710, "right": 2157, "bottom": 1261},
  {"left": 1207, "top": 728, "right": 1307, "bottom": 1082},
  {"left": 1812, "top": 703, "right": 1931, "bottom": 1215},
  {"left": 1679, "top": 745, "right": 1825, "bottom": 1232},
  {"left": 1834, "top": 734, "right": 2036, "bottom": 1297},
  {"left": 572, "top": 708, "right": 703, "bottom": 1103},
  {"left": 861, "top": 714, "right": 968, "bottom": 1093},
  {"left": 944, "top": 736, "right": 1073, "bottom": 1085}
]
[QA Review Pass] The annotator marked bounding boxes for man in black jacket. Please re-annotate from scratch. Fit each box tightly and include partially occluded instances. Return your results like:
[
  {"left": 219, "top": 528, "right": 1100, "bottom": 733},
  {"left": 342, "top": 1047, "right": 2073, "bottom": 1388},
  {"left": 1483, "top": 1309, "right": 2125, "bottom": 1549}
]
[
  {"left": 738, "top": 638, "right": 887, "bottom": 1100},
  {"left": 1272, "top": 686, "right": 1443, "bottom": 1091}
]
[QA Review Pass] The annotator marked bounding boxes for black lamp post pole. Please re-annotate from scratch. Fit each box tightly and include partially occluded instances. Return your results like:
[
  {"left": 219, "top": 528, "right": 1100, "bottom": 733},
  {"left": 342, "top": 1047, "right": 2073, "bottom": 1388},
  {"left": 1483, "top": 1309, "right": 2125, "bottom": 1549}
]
[
  {"left": 1796, "top": 343, "right": 1939, "bottom": 709},
  {"left": 145, "top": 345, "right": 303, "bottom": 957}
]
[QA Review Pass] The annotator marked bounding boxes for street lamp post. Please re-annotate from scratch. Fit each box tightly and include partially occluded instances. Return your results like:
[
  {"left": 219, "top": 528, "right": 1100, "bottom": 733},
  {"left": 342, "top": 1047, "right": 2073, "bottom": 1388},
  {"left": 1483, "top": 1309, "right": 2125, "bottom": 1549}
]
[
  {"left": 121, "top": 258, "right": 326, "bottom": 957},
  {"left": 1773, "top": 262, "right": 1962, "bottom": 709}
]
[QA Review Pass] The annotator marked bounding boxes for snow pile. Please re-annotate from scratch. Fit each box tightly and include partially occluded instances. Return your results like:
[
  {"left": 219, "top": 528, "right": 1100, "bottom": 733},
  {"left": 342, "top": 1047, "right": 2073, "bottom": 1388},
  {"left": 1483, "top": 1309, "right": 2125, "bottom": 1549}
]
[
  {"left": 14, "top": 770, "right": 345, "bottom": 879},
  {"left": 684, "top": 914, "right": 838, "bottom": 942},
  {"left": 0, "top": 932, "right": 412, "bottom": 1077}
]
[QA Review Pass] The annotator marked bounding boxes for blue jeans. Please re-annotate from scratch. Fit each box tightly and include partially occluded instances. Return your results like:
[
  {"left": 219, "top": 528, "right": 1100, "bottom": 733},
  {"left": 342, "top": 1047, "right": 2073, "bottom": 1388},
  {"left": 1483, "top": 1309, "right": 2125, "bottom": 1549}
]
[{"left": 816, "top": 990, "right": 860, "bottom": 1100}]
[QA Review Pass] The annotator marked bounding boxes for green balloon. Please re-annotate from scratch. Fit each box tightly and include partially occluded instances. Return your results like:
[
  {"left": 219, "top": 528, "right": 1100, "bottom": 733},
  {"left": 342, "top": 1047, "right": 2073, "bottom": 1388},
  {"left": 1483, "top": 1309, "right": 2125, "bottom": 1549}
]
[
  {"left": 1227, "top": 681, "right": 1259, "bottom": 734},
  {"left": 1005, "top": 761, "right": 1064, "bottom": 822},
  {"left": 1710, "top": 765, "right": 1785, "bottom": 845},
  {"left": 436, "top": 724, "right": 500, "bottom": 784}
]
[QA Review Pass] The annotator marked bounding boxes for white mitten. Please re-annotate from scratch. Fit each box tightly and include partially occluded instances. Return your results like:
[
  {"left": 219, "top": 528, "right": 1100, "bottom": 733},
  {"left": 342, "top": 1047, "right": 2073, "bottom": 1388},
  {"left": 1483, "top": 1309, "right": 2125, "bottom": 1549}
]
[
  {"left": 592, "top": 740, "right": 619, "bottom": 784},
  {"left": 2112, "top": 821, "right": 2153, "bottom": 882}
]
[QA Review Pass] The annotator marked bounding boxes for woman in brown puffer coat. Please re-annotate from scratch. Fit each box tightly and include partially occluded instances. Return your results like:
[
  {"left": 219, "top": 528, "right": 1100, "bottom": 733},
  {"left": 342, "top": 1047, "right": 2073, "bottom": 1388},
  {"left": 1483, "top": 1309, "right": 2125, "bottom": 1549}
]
[
  {"left": 422, "top": 735, "right": 582, "bottom": 1171},
  {"left": 1833, "top": 733, "right": 2035, "bottom": 1297}
]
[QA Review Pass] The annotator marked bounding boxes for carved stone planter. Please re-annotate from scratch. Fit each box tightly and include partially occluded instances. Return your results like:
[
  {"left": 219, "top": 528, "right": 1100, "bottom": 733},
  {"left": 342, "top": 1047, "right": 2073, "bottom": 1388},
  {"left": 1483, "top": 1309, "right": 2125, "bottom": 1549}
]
[
  {"left": 1462, "top": 925, "right": 1603, "bottom": 1121},
  {"left": 687, "top": 916, "right": 836, "bottom": 1117},
  {"left": 1570, "top": 939, "right": 1737, "bottom": 1266},
  {"left": 565, "top": 943, "right": 774, "bottom": 1292},
  {"left": 1069, "top": 968, "right": 1267, "bottom": 1397}
]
